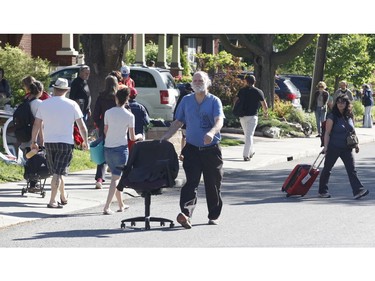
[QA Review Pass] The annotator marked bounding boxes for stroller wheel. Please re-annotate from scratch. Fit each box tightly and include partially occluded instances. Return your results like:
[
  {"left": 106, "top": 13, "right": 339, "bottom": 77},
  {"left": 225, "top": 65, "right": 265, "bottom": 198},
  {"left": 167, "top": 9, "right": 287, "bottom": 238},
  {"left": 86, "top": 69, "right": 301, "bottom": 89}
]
[
  {"left": 41, "top": 191, "right": 46, "bottom": 198},
  {"left": 21, "top": 188, "right": 26, "bottom": 196}
]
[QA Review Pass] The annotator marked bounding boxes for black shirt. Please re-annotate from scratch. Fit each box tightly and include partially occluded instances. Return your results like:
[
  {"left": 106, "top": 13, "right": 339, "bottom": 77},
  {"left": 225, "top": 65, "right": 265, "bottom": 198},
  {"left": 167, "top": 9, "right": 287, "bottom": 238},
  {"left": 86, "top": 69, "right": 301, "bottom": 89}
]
[
  {"left": 236, "top": 86, "right": 265, "bottom": 116},
  {"left": 69, "top": 76, "right": 91, "bottom": 114}
]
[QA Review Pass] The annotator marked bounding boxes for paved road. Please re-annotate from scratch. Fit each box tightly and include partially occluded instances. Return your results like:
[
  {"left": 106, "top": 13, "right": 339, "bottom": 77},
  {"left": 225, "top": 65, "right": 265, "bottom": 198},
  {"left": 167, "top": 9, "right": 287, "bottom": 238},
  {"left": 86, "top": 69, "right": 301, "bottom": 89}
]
[{"left": 1, "top": 128, "right": 375, "bottom": 280}]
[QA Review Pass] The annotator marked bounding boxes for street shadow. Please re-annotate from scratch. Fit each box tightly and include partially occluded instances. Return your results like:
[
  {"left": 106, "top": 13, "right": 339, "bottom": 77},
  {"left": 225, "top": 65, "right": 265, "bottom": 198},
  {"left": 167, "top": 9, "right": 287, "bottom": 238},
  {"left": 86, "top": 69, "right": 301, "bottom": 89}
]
[{"left": 221, "top": 155, "right": 375, "bottom": 207}]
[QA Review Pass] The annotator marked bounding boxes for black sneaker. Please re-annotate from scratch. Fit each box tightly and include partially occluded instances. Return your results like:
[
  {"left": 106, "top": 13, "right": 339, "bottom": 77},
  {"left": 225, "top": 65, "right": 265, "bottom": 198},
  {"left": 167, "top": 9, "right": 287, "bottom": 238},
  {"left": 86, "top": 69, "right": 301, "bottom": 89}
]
[
  {"left": 177, "top": 213, "right": 192, "bottom": 229},
  {"left": 354, "top": 189, "right": 369, "bottom": 200}
]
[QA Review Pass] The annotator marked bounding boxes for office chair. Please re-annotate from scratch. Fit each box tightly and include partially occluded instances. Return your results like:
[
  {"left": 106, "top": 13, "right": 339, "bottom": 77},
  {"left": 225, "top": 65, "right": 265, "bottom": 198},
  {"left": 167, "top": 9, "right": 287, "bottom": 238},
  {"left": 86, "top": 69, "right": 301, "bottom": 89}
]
[{"left": 117, "top": 140, "right": 179, "bottom": 230}]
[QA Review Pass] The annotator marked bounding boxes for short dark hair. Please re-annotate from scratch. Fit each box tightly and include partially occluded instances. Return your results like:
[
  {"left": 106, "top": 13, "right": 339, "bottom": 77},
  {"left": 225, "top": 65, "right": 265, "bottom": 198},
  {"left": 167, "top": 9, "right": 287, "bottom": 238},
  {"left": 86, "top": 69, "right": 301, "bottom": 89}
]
[
  {"left": 116, "top": 87, "right": 130, "bottom": 106},
  {"left": 245, "top": 75, "right": 256, "bottom": 85}
]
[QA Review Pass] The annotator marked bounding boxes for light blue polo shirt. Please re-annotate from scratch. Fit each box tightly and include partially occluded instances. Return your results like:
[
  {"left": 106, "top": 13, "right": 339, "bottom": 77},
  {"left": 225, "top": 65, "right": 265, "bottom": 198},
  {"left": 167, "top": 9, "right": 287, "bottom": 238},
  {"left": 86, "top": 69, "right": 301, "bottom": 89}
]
[{"left": 175, "top": 93, "right": 225, "bottom": 147}]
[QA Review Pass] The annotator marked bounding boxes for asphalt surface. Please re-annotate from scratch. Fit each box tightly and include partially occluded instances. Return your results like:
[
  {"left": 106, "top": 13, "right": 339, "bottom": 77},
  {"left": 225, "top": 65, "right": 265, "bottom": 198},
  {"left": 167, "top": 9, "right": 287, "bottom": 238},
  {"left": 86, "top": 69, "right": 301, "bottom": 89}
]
[
  {"left": 1, "top": 127, "right": 375, "bottom": 280},
  {"left": 1, "top": 127, "right": 375, "bottom": 231}
]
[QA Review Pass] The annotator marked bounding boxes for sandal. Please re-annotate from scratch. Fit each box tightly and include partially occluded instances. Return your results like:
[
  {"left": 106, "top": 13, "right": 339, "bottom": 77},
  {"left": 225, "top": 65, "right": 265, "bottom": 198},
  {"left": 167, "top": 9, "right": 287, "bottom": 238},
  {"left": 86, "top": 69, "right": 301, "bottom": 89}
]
[
  {"left": 47, "top": 203, "right": 63, "bottom": 209},
  {"left": 60, "top": 193, "right": 68, "bottom": 205},
  {"left": 117, "top": 205, "right": 130, "bottom": 212},
  {"left": 103, "top": 209, "right": 114, "bottom": 215}
]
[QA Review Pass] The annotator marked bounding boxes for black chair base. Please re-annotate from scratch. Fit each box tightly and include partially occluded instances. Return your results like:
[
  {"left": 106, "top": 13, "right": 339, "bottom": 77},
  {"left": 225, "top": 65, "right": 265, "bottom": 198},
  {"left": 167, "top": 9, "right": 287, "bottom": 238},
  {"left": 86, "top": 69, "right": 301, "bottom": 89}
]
[
  {"left": 120, "top": 191, "right": 174, "bottom": 230},
  {"left": 120, "top": 216, "right": 174, "bottom": 230}
]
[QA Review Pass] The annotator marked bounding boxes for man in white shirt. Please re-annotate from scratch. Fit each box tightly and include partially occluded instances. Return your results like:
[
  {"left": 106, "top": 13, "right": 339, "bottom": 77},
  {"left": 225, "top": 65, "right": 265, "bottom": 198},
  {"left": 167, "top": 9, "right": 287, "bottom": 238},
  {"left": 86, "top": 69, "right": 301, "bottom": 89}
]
[{"left": 31, "top": 78, "right": 88, "bottom": 209}]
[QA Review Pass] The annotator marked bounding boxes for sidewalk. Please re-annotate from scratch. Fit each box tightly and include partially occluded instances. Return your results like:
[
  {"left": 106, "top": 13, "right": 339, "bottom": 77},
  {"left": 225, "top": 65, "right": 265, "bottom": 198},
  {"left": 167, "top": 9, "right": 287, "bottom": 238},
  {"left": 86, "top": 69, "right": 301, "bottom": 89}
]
[{"left": 1, "top": 127, "right": 374, "bottom": 229}]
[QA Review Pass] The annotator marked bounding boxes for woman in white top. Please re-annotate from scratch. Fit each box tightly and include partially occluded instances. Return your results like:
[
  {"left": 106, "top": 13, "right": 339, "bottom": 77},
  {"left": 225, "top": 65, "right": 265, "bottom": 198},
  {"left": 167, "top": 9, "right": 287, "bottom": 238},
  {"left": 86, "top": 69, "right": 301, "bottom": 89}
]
[{"left": 103, "top": 87, "right": 143, "bottom": 215}]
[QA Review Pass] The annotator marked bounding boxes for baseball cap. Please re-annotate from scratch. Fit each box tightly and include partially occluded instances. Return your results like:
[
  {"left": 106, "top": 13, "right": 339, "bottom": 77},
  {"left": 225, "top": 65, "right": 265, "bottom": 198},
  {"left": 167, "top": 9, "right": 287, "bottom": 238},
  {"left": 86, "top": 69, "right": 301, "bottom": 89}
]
[{"left": 120, "top": 65, "right": 130, "bottom": 77}]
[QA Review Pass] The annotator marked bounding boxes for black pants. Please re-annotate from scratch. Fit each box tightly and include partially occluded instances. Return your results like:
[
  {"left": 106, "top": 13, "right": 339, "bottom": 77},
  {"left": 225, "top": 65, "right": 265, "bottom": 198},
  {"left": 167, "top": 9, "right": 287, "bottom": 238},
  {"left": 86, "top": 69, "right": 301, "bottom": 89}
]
[
  {"left": 319, "top": 145, "right": 364, "bottom": 196},
  {"left": 180, "top": 143, "right": 223, "bottom": 220}
]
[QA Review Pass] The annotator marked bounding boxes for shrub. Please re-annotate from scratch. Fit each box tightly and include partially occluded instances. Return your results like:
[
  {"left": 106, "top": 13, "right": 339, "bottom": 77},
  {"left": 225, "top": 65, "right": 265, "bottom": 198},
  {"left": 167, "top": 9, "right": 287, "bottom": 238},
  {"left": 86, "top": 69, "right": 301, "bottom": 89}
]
[
  {"left": 195, "top": 51, "right": 248, "bottom": 106},
  {"left": 0, "top": 44, "right": 51, "bottom": 106}
]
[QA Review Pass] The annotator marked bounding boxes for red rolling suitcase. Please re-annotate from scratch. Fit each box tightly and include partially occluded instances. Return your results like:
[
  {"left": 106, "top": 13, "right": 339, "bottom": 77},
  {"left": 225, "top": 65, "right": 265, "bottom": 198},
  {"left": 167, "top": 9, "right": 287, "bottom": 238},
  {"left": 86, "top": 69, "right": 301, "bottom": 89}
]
[{"left": 281, "top": 153, "right": 325, "bottom": 197}]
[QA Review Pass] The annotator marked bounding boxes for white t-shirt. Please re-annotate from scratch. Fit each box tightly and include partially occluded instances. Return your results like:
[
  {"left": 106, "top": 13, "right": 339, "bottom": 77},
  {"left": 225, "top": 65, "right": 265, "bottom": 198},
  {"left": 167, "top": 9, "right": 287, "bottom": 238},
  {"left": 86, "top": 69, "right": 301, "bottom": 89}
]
[
  {"left": 30, "top": 98, "right": 42, "bottom": 117},
  {"left": 36, "top": 96, "right": 83, "bottom": 144},
  {"left": 104, "top": 106, "right": 134, "bottom": 148}
]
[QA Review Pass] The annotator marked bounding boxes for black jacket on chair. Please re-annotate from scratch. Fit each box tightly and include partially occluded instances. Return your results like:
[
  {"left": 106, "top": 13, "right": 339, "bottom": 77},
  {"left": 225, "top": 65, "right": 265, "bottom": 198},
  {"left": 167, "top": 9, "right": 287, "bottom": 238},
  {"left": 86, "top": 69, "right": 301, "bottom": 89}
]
[{"left": 116, "top": 140, "right": 179, "bottom": 192}]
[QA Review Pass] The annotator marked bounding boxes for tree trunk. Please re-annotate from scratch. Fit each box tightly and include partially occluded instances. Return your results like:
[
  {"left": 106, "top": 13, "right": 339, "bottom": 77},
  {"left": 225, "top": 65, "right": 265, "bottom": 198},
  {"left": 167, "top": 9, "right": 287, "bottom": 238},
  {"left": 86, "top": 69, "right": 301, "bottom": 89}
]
[
  {"left": 309, "top": 34, "right": 328, "bottom": 111},
  {"left": 219, "top": 34, "right": 316, "bottom": 109},
  {"left": 80, "top": 34, "right": 131, "bottom": 130}
]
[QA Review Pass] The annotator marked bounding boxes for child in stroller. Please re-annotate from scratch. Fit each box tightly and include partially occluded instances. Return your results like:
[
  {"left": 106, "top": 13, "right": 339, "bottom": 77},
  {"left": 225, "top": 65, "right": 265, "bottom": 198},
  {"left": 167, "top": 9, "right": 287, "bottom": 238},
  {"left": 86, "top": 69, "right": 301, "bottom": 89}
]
[{"left": 22, "top": 148, "right": 51, "bottom": 197}]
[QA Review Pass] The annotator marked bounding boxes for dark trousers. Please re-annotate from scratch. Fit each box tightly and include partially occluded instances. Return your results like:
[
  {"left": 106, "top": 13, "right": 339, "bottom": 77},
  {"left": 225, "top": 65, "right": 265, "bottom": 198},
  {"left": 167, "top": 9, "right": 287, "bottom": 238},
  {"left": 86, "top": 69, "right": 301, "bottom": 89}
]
[
  {"left": 180, "top": 143, "right": 223, "bottom": 220},
  {"left": 319, "top": 145, "right": 364, "bottom": 196},
  {"left": 95, "top": 163, "right": 106, "bottom": 181}
]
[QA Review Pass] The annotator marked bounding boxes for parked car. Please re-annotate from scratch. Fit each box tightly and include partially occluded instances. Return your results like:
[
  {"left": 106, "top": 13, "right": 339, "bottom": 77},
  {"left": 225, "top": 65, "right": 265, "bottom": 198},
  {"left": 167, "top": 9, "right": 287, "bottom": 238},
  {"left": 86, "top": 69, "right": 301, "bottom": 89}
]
[
  {"left": 281, "top": 74, "right": 312, "bottom": 109},
  {"left": 238, "top": 72, "right": 302, "bottom": 110},
  {"left": 49, "top": 64, "right": 82, "bottom": 93},
  {"left": 49, "top": 65, "right": 179, "bottom": 121},
  {"left": 129, "top": 66, "right": 179, "bottom": 121}
]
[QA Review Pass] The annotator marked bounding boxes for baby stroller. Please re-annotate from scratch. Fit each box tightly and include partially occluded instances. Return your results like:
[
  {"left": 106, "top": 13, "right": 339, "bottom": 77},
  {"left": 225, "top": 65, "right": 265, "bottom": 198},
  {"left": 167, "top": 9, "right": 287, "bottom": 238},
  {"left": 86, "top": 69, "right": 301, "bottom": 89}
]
[{"left": 21, "top": 148, "right": 51, "bottom": 198}]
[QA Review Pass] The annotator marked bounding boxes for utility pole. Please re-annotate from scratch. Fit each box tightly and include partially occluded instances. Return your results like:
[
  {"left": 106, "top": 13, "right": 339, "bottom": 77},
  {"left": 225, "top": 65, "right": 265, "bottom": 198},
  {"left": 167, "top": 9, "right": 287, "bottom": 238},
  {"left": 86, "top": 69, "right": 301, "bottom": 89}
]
[{"left": 309, "top": 34, "right": 328, "bottom": 111}]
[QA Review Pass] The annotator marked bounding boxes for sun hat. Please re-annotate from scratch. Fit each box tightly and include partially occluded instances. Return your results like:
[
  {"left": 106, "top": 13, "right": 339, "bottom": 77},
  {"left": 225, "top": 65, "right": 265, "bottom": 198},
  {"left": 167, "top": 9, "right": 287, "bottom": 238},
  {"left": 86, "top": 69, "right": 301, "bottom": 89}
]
[{"left": 53, "top": 78, "right": 70, "bottom": 90}]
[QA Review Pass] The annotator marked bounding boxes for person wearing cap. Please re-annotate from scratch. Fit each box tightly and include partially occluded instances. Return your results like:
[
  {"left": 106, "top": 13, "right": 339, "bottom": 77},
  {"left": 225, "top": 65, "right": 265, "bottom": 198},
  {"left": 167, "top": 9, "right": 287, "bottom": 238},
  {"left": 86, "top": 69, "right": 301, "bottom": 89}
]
[
  {"left": 332, "top": 80, "right": 354, "bottom": 104},
  {"left": 361, "top": 83, "right": 373, "bottom": 128},
  {"left": 30, "top": 78, "right": 89, "bottom": 209},
  {"left": 69, "top": 65, "right": 91, "bottom": 122},
  {"left": 120, "top": 65, "right": 135, "bottom": 88},
  {"left": 127, "top": 87, "right": 150, "bottom": 151}
]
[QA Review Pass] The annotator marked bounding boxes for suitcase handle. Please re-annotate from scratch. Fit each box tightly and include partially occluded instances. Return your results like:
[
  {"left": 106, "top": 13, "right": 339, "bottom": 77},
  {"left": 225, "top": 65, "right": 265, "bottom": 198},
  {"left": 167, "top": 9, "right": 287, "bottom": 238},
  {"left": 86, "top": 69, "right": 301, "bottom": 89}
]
[{"left": 309, "top": 152, "right": 325, "bottom": 172}]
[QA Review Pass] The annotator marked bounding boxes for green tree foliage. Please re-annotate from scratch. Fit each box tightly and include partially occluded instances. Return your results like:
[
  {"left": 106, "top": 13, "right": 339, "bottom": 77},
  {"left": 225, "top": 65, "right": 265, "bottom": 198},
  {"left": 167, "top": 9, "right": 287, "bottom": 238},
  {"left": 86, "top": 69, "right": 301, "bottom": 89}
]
[
  {"left": 195, "top": 51, "right": 248, "bottom": 105},
  {"left": 124, "top": 41, "right": 173, "bottom": 65},
  {"left": 276, "top": 35, "right": 317, "bottom": 75},
  {"left": 0, "top": 44, "right": 51, "bottom": 106},
  {"left": 277, "top": 34, "right": 375, "bottom": 92},
  {"left": 325, "top": 34, "right": 374, "bottom": 90}
]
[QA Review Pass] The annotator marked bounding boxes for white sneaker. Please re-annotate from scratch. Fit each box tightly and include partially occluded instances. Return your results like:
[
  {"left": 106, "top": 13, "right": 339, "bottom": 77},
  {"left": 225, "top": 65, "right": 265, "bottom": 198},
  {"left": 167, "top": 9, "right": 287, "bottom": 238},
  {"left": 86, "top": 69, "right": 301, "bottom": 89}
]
[{"left": 95, "top": 179, "right": 103, "bottom": 189}]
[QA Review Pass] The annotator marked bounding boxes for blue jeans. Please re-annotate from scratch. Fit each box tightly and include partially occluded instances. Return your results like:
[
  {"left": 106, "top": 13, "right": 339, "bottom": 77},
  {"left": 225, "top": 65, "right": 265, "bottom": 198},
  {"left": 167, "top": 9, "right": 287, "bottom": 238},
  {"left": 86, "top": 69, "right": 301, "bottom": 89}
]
[
  {"left": 104, "top": 145, "right": 128, "bottom": 176},
  {"left": 319, "top": 145, "right": 365, "bottom": 196},
  {"left": 315, "top": 106, "right": 327, "bottom": 134}
]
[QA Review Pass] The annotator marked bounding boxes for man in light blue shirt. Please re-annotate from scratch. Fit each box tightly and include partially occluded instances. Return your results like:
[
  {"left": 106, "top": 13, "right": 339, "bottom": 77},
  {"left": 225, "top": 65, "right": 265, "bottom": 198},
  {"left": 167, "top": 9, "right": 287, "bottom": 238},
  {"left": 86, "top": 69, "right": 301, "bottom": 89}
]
[{"left": 162, "top": 71, "right": 225, "bottom": 229}]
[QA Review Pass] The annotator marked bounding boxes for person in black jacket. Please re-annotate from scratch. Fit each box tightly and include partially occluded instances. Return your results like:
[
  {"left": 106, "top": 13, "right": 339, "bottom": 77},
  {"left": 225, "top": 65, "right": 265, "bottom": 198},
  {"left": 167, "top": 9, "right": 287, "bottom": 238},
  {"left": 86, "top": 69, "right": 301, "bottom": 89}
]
[
  {"left": 0, "top": 67, "right": 11, "bottom": 100},
  {"left": 69, "top": 65, "right": 91, "bottom": 122},
  {"left": 92, "top": 75, "right": 118, "bottom": 189}
]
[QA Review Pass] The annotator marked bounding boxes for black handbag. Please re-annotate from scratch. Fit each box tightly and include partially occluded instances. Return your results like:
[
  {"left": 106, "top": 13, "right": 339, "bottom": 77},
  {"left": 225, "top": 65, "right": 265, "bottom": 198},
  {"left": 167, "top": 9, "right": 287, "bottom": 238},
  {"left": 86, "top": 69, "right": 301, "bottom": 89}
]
[{"left": 343, "top": 119, "right": 359, "bottom": 148}]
